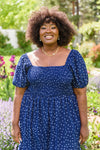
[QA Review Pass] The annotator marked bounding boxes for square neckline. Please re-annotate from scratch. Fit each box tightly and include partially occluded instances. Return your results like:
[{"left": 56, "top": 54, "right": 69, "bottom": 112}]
[{"left": 26, "top": 49, "right": 73, "bottom": 68}]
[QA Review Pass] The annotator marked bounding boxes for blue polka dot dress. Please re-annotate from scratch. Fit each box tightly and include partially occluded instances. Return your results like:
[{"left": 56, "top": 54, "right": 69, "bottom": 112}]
[{"left": 13, "top": 49, "right": 88, "bottom": 150}]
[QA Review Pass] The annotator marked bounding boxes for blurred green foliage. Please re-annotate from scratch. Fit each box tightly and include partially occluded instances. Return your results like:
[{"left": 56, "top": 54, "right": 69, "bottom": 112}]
[
  {"left": 78, "top": 41, "right": 95, "bottom": 58},
  {"left": 79, "top": 22, "right": 100, "bottom": 42},
  {"left": 0, "top": 31, "right": 32, "bottom": 56},
  {"left": 16, "top": 31, "right": 32, "bottom": 53},
  {"left": 0, "top": 0, "right": 40, "bottom": 30},
  {"left": 0, "top": 32, "right": 10, "bottom": 48}
]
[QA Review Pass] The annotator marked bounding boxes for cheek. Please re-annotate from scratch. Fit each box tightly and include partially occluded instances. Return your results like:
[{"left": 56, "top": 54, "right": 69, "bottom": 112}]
[
  {"left": 55, "top": 30, "right": 59, "bottom": 36},
  {"left": 39, "top": 31, "right": 45, "bottom": 39}
]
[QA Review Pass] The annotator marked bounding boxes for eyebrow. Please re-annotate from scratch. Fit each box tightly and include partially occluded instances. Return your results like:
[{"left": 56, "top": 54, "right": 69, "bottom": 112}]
[{"left": 42, "top": 23, "right": 56, "bottom": 26}]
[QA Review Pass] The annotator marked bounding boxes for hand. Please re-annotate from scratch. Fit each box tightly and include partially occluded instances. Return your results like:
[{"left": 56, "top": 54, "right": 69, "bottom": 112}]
[
  {"left": 11, "top": 124, "right": 22, "bottom": 144},
  {"left": 79, "top": 125, "right": 89, "bottom": 144}
]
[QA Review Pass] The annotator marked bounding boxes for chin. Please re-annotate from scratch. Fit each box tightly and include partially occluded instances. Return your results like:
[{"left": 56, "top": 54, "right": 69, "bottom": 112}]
[{"left": 44, "top": 41, "right": 57, "bottom": 45}]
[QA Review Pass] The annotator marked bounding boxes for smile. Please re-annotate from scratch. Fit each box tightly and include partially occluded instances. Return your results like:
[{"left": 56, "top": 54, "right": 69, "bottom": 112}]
[{"left": 44, "top": 35, "right": 53, "bottom": 40}]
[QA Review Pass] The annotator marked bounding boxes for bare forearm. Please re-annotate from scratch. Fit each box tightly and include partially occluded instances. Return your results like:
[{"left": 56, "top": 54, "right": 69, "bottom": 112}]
[
  {"left": 74, "top": 87, "right": 89, "bottom": 143},
  {"left": 12, "top": 95, "right": 23, "bottom": 125},
  {"left": 76, "top": 94, "right": 88, "bottom": 127},
  {"left": 12, "top": 87, "right": 27, "bottom": 125}
]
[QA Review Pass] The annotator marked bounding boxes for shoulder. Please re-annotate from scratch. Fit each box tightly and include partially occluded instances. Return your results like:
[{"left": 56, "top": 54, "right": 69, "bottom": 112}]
[
  {"left": 27, "top": 51, "right": 34, "bottom": 57},
  {"left": 70, "top": 49, "right": 86, "bottom": 68},
  {"left": 18, "top": 53, "right": 28, "bottom": 64},
  {"left": 60, "top": 47, "right": 71, "bottom": 56},
  {"left": 27, "top": 49, "right": 40, "bottom": 58},
  {"left": 17, "top": 53, "right": 31, "bottom": 68},
  {"left": 70, "top": 49, "right": 83, "bottom": 59},
  {"left": 71, "top": 49, "right": 81, "bottom": 55},
  {"left": 61, "top": 48, "right": 80, "bottom": 56}
]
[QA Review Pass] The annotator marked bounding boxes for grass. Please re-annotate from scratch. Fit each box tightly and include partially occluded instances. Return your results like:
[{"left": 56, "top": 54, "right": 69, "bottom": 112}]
[
  {"left": 87, "top": 91, "right": 100, "bottom": 116},
  {"left": 83, "top": 90, "right": 100, "bottom": 150}
]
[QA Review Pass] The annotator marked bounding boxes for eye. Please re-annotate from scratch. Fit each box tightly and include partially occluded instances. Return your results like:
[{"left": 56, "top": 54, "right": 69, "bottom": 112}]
[
  {"left": 41, "top": 26, "right": 46, "bottom": 29},
  {"left": 51, "top": 26, "right": 56, "bottom": 29}
]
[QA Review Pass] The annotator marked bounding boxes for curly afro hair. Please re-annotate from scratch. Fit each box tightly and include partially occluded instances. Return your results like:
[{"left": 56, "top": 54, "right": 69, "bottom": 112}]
[{"left": 26, "top": 7, "right": 77, "bottom": 47}]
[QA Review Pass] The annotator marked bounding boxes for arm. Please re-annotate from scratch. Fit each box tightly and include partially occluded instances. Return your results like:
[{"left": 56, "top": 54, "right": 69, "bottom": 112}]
[
  {"left": 11, "top": 87, "right": 27, "bottom": 143},
  {"left": 74, "top": 87, "right": 89, "bottom": 144}
]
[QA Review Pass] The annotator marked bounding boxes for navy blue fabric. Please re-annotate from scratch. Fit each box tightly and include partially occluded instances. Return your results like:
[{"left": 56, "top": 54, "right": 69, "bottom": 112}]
[{"left": 13, "top": 49, "right": 88, "bottom": 150}]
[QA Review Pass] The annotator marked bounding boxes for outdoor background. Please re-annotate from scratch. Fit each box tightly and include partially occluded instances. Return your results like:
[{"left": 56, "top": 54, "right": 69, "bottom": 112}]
[{"left": 0, "top": 0, "right": 100, "bottom": 150}]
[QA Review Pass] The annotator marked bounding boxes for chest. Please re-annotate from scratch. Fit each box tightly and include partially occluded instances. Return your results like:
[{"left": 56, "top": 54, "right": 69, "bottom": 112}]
[
  {"left": 27, "top": 65, "right": 74, "bottom": 86},
  {"left": 28, "top": 51, "right": 69, "bottom": 67}
]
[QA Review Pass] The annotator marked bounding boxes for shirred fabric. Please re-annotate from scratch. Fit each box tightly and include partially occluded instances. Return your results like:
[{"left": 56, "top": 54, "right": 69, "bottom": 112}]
[{"left": 13, "top": 49, "right": 88, "bottom": 150}]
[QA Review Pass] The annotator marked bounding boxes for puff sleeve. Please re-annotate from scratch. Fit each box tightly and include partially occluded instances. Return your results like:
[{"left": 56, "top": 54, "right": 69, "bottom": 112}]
[
  {"left": 71, "top": 50, "right": 88, "bottom": 88},
  {"left": 13, "top": 54, "right": 30, "bottom": 88}
]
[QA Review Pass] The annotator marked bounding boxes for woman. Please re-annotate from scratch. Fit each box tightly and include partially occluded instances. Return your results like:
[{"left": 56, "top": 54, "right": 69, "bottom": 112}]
[{"left": 11, "top": 7, "right": 89, "bottom": 150}]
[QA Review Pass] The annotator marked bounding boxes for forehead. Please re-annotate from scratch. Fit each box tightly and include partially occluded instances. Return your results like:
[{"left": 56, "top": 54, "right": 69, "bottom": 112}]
[{"left": 42, "top": 21, "right": 56, "bottom": 26}]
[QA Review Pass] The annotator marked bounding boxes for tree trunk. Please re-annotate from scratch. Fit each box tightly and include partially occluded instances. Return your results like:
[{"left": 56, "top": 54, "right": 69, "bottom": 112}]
[
  {"left": 72, "top": 1, "right": 75, "bottom": 15},
  {"left": 76, "top": 0, "right": 79, "bottom": 28}
]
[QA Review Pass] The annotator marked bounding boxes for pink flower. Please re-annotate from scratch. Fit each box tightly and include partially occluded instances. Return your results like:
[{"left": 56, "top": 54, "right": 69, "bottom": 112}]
[
  {"left": 10, "top": 65, "right": 13, "bottom": 68},
  {"left": 0, "top": 56, "right": 4, "bottom": 61},
  {"left": 10, "top": 64, "right": 16, "bottom": 70},
  {"left": 0, "top": 61, "right": 5, "bottom": 67},
  {"left": 10, "top": 72, "right": 14, "bottom": 76},
  {"left": 87, "top": 70, "right": 90, "bottom": 74},
  {"left": 13, "top": 66, "right": 16, "bottom": 70},
  {"left": 9, "top": 55, "right": 15, "bottom": 62},
  {"left": 9, "top": 57, "right": 15, "bottom": 62}
]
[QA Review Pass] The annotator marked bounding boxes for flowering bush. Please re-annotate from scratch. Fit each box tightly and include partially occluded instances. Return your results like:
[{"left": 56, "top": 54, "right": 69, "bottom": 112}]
[
  {"left": 0, "top": 55, "right": 16, "bottom": 100},
  {"left": 9, "top": 55, "right": 16, "bottom": 76},
  {"left": 0, "top": 98, "right": 18, "bottom": 150},
  {"left": 89, "top": 44, "right": 100, "bottom": 68},
  {"left": 0, "top": 56, "right": 7, "bottom": 79},
  {"left": 79, "top": 22, "right": 100, "bottom": 42},
  {"left": 78, "top": 41, "right": 95, "bottom": 58},
  {"left": 0, "top": 55, "right": 16, "bottom": 80}
]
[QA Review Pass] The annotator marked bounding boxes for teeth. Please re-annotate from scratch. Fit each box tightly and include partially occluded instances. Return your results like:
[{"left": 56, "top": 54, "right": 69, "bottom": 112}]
[
  {"left": 45, "top": 36, "right": 52, "bottom": 38},
  {"left": 45, "top": 35, "right": 53, "bottom": 40}
]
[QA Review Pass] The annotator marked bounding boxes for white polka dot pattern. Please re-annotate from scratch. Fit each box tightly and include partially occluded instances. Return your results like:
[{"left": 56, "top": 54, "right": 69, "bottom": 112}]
[{"left": 13, "top": 49, "right": 88, "bottom": 150}]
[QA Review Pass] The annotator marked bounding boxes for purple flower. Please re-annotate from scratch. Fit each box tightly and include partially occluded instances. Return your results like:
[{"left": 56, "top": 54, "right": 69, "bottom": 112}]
[
  {"left": 2, "top": 75, "right": 8, "bottom": 79},
  {"left": 84, "top": 145, "right": 87, "bottom": 149},
  {"left": 0, "top": 75, "right": 8, "bottom": 79},
  {"left": 8, "top": 97, "right": 12, "bottom": 101},
  {"left": 93, "top": 110, "right": 97, "bottom": 113},
  {"left": 0, "top": 99, "right": 17, "bottom": 149},
  {"left": 98, "top": 135, "right": 100, "bottom": 138}
]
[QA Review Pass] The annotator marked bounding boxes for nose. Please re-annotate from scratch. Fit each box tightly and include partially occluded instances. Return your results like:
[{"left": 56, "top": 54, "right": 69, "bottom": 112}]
[{"left": 46, "top": 27, "right": 51, "bottom": 32}]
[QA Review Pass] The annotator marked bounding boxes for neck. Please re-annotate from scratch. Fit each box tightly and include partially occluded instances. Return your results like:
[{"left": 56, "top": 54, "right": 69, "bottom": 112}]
[
  {"left": 43, "top": 44, "right": 58, "bottom": 52},
  {"left": 41, "top": 45, "right": 61, "bottom": 56}
]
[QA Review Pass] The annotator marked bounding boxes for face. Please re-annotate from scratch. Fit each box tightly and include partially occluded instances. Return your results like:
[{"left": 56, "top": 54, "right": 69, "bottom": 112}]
[{"left": 39, "top": 22, "right": 59, "bottom": 46}]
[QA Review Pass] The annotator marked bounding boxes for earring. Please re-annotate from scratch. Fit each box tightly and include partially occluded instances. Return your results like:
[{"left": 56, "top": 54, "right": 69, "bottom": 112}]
[
  {"left": 40, "top": 38, "right": 41, "bottom": 41},
  {"left": 58, "top": 37, "right": 60, "bottom": 40}
]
